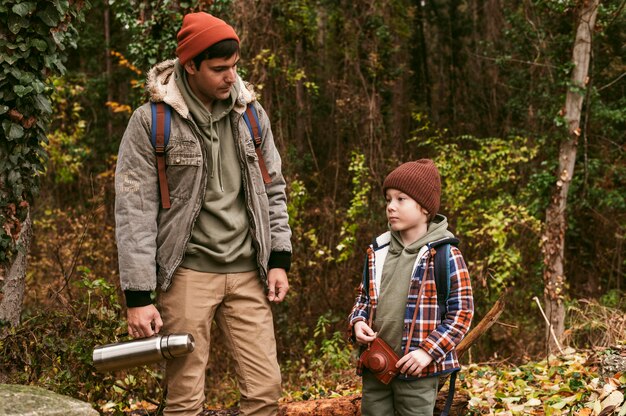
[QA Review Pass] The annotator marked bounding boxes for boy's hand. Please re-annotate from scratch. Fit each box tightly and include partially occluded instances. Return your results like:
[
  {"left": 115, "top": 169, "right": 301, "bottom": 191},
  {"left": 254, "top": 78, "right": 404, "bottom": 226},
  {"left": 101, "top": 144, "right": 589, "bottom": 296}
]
[
  {"left": 396, "top": 348, "right": 433, "bottom": 376},
  {"left": 354, "top": 321, "right": 376, "bottom": 345}
]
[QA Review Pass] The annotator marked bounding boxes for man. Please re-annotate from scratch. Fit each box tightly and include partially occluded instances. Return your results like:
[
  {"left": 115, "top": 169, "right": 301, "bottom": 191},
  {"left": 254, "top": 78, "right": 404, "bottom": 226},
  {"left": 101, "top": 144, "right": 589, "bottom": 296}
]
[{"left": 114, "top": 12, "right": 292, "bottom": 416}]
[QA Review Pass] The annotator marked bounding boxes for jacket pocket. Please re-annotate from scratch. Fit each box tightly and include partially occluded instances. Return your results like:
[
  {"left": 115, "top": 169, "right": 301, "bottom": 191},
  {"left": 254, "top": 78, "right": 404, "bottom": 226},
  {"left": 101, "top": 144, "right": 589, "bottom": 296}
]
[{"left": 164, "top": 150, "right": 201, "bottom": 202}]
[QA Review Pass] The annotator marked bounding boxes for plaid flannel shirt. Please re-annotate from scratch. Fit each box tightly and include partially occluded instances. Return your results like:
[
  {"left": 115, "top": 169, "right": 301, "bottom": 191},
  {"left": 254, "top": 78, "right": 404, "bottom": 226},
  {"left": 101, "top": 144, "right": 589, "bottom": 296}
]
[{"left": 349, "top": 231, "right": 474, "bottom": 378}]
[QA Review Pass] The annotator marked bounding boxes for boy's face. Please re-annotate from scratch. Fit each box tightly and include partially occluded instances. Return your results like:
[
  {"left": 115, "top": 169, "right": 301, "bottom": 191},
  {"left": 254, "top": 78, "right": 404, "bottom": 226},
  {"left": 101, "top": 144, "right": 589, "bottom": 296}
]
[
  {"left": 184, "top": 52, "right": 239, "bottom": 108},
  {"left": 385, "top": 189, "right": 429, "bottom": 235}
]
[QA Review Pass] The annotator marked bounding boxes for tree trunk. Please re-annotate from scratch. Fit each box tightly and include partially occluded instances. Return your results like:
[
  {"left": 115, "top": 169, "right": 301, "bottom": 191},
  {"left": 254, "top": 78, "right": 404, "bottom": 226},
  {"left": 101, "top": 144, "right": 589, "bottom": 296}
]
[
  {"left": 0, "top": 211, "right": 32, "bottom": 327},
  {"left": 105, "top": 5, "right": 113, "bottom": 140},
  {"left": 413, "top": 0, "right": 431, "bottom": 111},
  {"left": 541, "top": 0, "right": 600, "bottom": 352}
]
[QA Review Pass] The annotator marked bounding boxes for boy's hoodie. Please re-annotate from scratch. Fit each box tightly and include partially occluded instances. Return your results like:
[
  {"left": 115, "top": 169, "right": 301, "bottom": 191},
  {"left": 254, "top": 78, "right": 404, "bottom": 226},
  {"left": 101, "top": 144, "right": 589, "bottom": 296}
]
[{"left": 375, "top": 215, "right": 454, "bottom": 355}]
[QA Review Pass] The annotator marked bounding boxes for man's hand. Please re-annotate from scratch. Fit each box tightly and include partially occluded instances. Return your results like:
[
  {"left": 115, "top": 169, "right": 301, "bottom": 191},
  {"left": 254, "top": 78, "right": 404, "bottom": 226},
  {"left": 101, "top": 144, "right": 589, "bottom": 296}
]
[
  {"left": 267, "top": 268, "right": 289, "bottom": 303},
  {"left": 127, "top": 304, "right": 163, "bottom": 338},
  {"left": 354, "top": 321, "right": 376, "bottom": 345},
  {"left": 396, "top": 348, "right": 433, "bottom": 376}
]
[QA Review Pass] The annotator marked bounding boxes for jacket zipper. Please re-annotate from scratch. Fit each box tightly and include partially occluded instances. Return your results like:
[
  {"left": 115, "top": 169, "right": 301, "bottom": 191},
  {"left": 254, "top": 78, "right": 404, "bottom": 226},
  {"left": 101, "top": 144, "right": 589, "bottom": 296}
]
[{"left": 233, "top": 110, "right": 267, "bottom": 281}]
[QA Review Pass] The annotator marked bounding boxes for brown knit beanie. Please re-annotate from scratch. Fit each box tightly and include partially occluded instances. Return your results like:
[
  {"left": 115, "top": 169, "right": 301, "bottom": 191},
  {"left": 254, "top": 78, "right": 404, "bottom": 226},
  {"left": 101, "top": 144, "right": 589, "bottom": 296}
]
[
  {"left": 383, "top": 159, "right": 441, "bottom": 217},
  {"left": 176, "top": 12, "right": 240, "bottom": 65}
]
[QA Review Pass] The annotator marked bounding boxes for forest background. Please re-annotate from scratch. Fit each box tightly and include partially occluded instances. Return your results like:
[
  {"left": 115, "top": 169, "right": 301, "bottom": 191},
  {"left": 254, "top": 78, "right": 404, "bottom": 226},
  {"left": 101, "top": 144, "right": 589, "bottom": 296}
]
[{"left": 0, "top": 0, "right": 624, "bottom": 414}]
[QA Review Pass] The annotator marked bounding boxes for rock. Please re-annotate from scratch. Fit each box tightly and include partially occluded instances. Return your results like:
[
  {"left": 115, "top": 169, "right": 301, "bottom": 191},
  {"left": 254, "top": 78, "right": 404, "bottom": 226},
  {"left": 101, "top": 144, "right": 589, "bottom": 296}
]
[{"left": 0, "top": 384, "right": 98, "bottom": 416}]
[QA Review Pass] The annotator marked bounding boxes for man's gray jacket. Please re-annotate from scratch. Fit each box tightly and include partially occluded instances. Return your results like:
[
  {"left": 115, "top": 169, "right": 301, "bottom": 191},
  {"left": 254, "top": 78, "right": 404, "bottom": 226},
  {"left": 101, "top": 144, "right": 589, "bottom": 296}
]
[{"left": 115, "top": 59, "right": 292, "bottom": 306}]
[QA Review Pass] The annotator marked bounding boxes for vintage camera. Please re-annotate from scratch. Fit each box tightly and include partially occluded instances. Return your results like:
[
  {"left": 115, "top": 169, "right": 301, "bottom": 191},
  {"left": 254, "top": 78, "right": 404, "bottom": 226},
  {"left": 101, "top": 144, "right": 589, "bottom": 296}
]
[
  {"left": 359, "top": 337, "right": 400, "bottom": 384},
  {"left": 93, "top": 333, "right": 195, "bottom": 372}
]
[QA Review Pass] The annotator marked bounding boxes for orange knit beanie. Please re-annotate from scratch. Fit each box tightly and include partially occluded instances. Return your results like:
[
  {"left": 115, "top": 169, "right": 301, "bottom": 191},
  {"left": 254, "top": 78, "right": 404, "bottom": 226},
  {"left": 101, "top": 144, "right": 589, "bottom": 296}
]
[
  {"left": 176, "top": 12, "right": 239, "bottom": 65},
  {"left": 383, "top": 159, "right": 441, "bottom": 217}
]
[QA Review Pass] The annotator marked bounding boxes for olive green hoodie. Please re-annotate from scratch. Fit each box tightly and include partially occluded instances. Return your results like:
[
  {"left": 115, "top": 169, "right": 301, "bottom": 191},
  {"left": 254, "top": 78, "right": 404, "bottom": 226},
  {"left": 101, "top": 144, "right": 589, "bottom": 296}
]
[
  {"left": 374, "top": 214, "right": 455, "bottom": 356},
  {"left": 174, "top": 62, "right": 256, "bottom": 273}
]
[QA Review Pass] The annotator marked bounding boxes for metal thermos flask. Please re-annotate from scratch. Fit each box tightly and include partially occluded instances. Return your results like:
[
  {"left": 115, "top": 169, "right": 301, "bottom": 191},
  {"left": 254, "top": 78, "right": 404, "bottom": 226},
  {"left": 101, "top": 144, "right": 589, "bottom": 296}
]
[{"left": 93, "top": 333, "right": 195, "bottom": 372}]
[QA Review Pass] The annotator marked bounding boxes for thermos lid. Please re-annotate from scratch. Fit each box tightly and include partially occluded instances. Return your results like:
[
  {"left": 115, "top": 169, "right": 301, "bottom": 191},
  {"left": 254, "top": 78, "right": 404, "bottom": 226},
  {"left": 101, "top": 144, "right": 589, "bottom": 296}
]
[{"left": 161, "top": 334, "right": 195, "bottom": 359}]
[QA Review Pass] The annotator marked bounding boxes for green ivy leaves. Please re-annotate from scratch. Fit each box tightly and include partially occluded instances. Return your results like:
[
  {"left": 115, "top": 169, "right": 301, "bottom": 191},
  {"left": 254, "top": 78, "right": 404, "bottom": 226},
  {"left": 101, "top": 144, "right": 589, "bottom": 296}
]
[
  {"left": 11, "top": 2, "right": 35, "bottom": 17},
  {"left": 2, "top": 120, "right": 24, "bottom": 140},
  {"left": 0, "top": 0, "right": 87, "bottom": 264}
]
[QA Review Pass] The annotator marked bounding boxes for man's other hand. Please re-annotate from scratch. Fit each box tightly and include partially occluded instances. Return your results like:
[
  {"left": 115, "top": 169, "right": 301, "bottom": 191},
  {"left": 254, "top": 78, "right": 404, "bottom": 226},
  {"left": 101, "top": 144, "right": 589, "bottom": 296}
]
[{"left": 267, "top": 268, "right": 289, "bottom": 303}]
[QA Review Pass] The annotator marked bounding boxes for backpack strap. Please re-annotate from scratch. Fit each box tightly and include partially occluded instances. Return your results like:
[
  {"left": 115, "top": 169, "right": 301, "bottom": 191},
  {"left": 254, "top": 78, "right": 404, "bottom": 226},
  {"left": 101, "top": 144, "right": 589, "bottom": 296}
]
[
  {"left": 430, "top": 237, "right": 460, "bottom": 416},
  {"left": 430, "top": 237, "right": 459, "bottom": 321},
  {"left": 150, "top": 102, "right": 171, "bottom": 209},
  {"left": 242, "top": 104, "right": 271, "bottom": 184},
  {"left": 440, "top": 370, "right": 458, "bottom": 416}
]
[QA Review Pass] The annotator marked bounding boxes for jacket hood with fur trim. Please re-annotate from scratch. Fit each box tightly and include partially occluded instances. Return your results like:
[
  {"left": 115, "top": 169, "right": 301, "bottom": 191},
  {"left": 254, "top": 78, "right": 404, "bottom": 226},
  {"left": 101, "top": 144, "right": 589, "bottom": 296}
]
[{"left": 145, "top": 59, "right": 256, "bottom": 118}]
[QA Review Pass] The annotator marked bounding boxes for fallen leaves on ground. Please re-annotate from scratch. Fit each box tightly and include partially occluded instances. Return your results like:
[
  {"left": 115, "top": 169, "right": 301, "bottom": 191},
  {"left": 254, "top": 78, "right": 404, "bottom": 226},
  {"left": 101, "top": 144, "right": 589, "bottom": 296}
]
[
  {"left": 108, "top": 346, "right": 626, "bottom": 415},
  {"left": 459, "top": 347, "right": 625, "bottom": 415}
]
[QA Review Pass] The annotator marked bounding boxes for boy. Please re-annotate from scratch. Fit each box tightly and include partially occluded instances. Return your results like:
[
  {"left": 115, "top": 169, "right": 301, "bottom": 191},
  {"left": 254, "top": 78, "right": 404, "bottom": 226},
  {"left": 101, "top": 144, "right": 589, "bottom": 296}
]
[{"left": 348, "top": 159, "right": 474, "bottom": 415}]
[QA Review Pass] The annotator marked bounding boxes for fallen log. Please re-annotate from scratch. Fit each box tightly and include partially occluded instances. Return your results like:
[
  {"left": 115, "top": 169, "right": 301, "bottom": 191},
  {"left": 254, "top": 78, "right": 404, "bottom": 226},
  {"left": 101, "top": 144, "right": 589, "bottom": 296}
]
[{"left": 273, "top": 391, "right": 471, "bottom": 416}]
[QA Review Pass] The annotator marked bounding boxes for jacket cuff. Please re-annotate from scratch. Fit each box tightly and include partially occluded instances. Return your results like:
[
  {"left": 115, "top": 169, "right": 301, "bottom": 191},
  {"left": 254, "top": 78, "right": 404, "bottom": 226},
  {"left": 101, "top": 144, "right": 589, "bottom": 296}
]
[
  {"left": 268, "top": 251, "right": 291, "bottom": 272},
  {"left": 124, "top": 290, "right": 153, "bottom": 308},
  {"left": 420, "top": 337, "right": 446, "bottom": 363}
]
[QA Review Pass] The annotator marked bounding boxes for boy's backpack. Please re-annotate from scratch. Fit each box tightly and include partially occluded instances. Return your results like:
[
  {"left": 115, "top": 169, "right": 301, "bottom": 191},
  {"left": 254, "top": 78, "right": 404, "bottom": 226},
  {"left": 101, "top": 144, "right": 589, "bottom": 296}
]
[{"left": 150, "top": 101, "right": 271, "bottom": 209}]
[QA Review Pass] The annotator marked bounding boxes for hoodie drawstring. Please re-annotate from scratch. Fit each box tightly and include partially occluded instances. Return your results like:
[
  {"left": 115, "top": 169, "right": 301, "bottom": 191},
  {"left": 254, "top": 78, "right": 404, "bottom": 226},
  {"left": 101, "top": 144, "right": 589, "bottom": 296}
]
[{"left": 206, "top": 116, "right": 224, "bottom": 192}]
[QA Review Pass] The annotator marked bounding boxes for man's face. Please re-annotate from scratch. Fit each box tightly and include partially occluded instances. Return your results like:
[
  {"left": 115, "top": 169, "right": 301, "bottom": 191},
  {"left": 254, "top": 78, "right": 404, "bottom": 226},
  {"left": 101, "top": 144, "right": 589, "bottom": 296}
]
[{"left": 184, "top": 52, "right": 239, "bottom": 108}]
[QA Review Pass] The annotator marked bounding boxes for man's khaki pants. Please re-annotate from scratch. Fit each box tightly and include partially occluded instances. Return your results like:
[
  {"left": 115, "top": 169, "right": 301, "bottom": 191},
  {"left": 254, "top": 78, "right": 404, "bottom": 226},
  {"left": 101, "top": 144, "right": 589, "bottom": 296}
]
[{"left": 159, "top": 268, "right": 281, "bottom": 416}]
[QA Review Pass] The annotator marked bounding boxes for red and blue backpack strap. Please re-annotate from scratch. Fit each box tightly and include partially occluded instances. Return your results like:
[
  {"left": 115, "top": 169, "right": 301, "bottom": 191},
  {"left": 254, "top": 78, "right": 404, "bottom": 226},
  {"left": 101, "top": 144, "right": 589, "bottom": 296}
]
[
  {"left": 242, "top": 103, "right": 271, "bottom": 184},
  {"left": 150, "top": 102, "right": 172, "bottom": 209}
]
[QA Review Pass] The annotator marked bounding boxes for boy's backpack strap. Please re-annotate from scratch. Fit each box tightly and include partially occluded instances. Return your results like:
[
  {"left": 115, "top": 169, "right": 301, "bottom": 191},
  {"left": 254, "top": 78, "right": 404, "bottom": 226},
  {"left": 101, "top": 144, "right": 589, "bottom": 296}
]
[
  {"left": 430, "top": 237, "right": 459, "bottom": 321},
  {"left": 150, "top": 102, "right": 171, "bottom": 209},
  {"left": 429, "top": 238, "right": 460, "bottom": 416},
  {"left": 440, "top": 369, "right": 458, "bottom": 416},
  {"left": 242, "top": 103, "right": 271, "bottom": 184}
]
